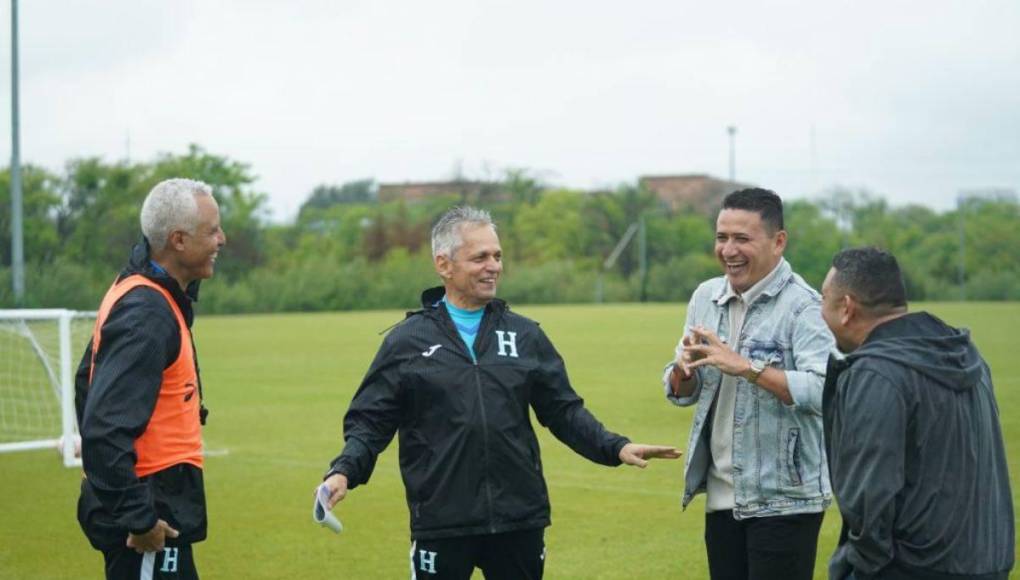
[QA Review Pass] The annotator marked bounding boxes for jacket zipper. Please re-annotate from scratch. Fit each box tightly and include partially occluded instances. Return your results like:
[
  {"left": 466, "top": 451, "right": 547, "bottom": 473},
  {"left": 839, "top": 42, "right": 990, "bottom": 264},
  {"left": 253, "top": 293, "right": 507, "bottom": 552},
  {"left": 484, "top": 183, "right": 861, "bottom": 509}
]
[
  {"left": 434, "top": 303, "right": 499, "bottom": 532},
  {"left": 472, "top": 308, "right": 498, "bottom": 532},
  {"left": 474, "top": 366, "right": 496, "bottom": 532}
]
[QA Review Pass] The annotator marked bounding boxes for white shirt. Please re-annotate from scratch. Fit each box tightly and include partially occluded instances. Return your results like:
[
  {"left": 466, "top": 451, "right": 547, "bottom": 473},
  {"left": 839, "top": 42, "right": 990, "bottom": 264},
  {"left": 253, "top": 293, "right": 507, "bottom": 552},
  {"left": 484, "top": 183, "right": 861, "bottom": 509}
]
[{"left": 705, "top": 259, "right": 784, "bottom": 512}]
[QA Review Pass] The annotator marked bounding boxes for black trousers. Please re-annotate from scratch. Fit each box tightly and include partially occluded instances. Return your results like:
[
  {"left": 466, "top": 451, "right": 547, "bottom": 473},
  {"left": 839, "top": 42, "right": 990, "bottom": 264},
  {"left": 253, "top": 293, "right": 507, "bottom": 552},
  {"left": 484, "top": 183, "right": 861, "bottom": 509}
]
[
  {"left": 101, "top": 543, "right": 198, "bottom": 580},
  {"left": 410, "top": 528, "right": 545, "bottom": 580},
  {"left": 705, "top": 510, "right": 823, "bottom": 580}
]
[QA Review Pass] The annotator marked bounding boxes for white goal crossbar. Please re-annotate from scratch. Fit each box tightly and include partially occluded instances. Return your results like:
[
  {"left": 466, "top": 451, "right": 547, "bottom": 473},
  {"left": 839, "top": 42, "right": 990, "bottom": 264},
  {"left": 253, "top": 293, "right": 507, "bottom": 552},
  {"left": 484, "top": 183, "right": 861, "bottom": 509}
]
[{"left": 0, "top": 309, "right": 96, "bottom": 467}]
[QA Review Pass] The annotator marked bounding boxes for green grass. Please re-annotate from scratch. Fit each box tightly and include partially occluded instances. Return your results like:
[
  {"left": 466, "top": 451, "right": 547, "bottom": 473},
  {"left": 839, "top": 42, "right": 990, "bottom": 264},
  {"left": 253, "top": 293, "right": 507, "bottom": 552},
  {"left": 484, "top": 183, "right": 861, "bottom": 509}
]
[{"left": 1, "top": 303, "right": 1018, "bottom": 579}]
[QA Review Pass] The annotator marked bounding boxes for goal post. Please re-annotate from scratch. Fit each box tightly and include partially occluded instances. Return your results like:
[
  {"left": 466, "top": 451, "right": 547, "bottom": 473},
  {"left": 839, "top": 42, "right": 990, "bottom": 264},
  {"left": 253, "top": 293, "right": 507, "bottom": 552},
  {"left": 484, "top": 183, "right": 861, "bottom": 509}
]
[{"left": 0, "top": 309, "right": 96, "bottom": 467}]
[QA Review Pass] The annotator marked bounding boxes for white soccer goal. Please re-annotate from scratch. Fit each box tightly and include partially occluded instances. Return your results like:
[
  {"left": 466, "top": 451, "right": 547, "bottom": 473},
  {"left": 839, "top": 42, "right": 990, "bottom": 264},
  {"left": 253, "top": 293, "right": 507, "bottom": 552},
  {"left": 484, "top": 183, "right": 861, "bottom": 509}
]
[{"left": 0, "top": 309, "right": 96, "bottom": 467}]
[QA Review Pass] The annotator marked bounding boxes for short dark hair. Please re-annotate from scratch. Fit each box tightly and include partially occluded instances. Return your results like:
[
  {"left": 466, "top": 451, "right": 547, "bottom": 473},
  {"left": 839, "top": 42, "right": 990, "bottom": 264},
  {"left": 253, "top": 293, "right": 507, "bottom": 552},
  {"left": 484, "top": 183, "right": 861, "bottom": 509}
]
[
  {"left": 831, "top": 247, "right": 907, "bottom": 311},
  {"left": 721, "top": 188, "right": 784, "bottom": 233}
]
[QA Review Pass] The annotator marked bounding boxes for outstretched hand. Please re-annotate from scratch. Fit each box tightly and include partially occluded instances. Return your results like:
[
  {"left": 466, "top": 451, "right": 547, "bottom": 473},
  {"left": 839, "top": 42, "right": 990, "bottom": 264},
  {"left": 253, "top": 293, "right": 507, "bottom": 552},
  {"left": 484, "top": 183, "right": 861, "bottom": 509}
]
[{"left": 618, "top": 443, "right": 682, "bottom": 468}]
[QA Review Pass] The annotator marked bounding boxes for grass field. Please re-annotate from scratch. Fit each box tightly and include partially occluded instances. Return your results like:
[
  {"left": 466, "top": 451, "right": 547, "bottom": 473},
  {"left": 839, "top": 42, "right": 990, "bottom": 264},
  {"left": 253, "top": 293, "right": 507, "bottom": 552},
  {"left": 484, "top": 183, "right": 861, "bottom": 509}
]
[{"left": 2, "top": 302, "right": 1018, "bottom": 579}]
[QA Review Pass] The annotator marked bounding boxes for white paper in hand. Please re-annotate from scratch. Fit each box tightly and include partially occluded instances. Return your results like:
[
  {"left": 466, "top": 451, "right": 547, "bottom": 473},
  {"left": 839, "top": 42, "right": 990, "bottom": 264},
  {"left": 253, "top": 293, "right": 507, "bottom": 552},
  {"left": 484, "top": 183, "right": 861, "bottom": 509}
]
[{"left": 313, "top": 483, "right": 344, "bottom": 534}]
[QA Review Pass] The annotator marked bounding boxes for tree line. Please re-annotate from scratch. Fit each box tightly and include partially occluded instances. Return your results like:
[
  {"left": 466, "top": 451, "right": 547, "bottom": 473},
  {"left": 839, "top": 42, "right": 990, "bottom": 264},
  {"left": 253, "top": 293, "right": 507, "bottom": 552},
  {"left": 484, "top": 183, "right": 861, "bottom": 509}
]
[{"left": 2, "top": 146, "right": 1018, "bottom": 312}]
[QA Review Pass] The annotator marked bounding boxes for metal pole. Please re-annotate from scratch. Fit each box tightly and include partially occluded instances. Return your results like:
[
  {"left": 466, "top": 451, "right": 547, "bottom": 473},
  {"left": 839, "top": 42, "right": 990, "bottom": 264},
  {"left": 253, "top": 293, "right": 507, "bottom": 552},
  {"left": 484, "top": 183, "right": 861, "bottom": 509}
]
[
  {"left": 59, "top": 311, "right": 78, "bottom": 467},
  {"left": 10, "top": 0, "right": 25, "bottom": 304},
  {"left": 638, "top": 215, "right": 647, "bottom": 302},
  {"left": 727, "top": 125, "right": 737, "bottom": 182},
  {"left": 957, "top": 195, "right": 966, "bottom": 301},
  {"left": 598, "top": 222, "right": 639, "bottom": 304},
  {"left": 809, "top": 124, "right": 817, "bottom": 194}
]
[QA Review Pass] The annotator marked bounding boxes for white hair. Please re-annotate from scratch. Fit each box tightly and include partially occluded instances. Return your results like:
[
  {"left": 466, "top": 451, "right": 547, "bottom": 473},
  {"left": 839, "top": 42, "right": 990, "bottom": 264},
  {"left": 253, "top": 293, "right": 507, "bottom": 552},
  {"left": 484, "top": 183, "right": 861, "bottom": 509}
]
[
  {"left": 140, "top": 178, "right": 214, "bottom": 250},
  {"left": 431, "top": 206, "right": 495, "bottom": 258}
]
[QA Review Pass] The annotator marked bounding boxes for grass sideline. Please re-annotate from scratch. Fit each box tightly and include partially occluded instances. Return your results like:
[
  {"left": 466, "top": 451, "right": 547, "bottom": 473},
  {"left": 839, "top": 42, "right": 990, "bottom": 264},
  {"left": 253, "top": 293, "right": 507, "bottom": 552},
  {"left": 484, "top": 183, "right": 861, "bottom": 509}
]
[{"left": 1, "top": 302, "right": 1018, "bottom": 578}]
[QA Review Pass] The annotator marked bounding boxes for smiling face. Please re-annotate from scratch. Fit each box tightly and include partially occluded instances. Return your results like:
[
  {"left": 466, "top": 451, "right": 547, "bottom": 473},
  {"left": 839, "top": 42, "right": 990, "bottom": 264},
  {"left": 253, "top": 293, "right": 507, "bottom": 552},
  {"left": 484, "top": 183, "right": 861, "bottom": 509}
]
[
  {"left": 435, "top": 223, "right": 503, "bottom": 310},
  {"left": 714, "top": 208, "right": 786, "bottom": 294},
  {"left": 173, "top": 194, "right": 227, "bottom": 286}
]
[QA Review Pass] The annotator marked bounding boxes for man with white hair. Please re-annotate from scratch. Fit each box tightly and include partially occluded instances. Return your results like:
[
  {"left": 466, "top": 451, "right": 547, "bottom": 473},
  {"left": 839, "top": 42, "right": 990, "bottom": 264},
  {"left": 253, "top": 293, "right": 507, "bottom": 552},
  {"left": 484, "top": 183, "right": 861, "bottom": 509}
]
[
  {"left": 76, "top": 178, "right": 226, "bottom": 579},
  {"left": 319, "top": 206, "right": 680, "bottom": 579}
]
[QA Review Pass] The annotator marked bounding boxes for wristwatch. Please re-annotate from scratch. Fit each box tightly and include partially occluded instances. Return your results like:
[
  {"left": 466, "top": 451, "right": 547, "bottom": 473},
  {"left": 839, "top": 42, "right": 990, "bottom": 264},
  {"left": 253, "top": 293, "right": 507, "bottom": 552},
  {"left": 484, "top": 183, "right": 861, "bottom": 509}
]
[{"left": 745, "top": 359, "right": 767, "bottom": 383}]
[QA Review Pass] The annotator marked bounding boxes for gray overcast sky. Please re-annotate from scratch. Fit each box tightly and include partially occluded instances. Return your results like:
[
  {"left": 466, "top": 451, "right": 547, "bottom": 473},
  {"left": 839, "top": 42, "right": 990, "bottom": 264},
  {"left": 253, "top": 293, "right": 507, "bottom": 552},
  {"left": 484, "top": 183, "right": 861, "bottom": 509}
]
[{"left": 3, "top": 0, "right": 1019, "bottom": 221}]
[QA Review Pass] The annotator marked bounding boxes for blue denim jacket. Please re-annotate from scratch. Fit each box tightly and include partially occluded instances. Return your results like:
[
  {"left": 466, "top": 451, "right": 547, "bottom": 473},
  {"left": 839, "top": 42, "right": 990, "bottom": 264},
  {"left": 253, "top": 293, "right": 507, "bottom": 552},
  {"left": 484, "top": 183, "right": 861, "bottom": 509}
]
[{"left": 662, "top": 259, "right": 834, "bottom": 518}]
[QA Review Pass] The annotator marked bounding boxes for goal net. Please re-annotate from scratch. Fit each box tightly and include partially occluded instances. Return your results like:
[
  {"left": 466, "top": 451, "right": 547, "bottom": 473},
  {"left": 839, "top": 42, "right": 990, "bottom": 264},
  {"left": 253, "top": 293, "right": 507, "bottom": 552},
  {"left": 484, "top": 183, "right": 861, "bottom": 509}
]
[{"left": 0, "top": 309, "right": 96, "bottom": 467}]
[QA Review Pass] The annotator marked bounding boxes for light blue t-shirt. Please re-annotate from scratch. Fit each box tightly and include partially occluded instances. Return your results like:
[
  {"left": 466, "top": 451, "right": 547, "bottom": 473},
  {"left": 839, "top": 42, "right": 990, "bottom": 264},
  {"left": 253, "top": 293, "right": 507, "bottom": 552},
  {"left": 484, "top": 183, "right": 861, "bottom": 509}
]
[{"left": 442, "top": 296, "right": 484, "bottom": 361}]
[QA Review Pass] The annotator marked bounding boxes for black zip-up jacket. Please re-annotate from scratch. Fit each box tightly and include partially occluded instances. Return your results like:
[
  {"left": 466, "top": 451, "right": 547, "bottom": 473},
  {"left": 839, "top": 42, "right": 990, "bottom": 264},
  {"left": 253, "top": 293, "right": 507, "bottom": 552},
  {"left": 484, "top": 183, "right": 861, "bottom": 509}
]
[
  {"left": 328, "top": 287, "right": 630, "bottom": 540},
  {"left": 76, "top": 238, "right": 209, "bottom": 550},
  {"left": 823, "top": 312, "right": 1014, "bottom": 580}
]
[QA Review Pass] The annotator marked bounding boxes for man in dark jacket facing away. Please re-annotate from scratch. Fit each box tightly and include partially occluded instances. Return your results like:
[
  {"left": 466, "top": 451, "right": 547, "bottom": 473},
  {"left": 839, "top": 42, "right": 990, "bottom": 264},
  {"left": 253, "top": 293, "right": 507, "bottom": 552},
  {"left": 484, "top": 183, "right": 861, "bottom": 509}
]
[
  {"left": 319, "top": 206, "right": 680, "bottom": 579},
  {"left": 820, "top": 247, "right": 1013, "bottom": 580},
  {"left": 77, "top": 178, "right": 226, "bottom": 579}
]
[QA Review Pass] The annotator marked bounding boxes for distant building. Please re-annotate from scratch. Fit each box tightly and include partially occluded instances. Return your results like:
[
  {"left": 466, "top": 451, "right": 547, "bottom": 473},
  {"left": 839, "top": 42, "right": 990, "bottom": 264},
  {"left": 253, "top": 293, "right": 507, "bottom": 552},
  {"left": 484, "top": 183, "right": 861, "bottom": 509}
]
[
  {"left": 378, "top": 180, "right": 506, "bottom": 203},
  {"left": 640, "top": 174, "right": 751, "bottom": 215},
  {"left": 957, "top": 188, "right": 1018, "bottom": 205},
  {"left": 378, "top": 173, "right": 753, "bottom": 212}
]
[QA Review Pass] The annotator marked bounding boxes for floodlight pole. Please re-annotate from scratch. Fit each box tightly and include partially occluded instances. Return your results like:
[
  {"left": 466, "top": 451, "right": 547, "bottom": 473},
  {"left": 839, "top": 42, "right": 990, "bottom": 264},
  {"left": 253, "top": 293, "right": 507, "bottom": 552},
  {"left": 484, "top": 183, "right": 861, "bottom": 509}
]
[
  {"left": 638, "top": 215, "right": 648, "bottom": 302},
  {"left": 596, "top": 222, "right": 640, "bottom": 303},
  {"left": 10, "top": 0, "right": 25, "bottom": 304},
  {"left": 727, "top": 125, "right": 737, "bottom": 182},
  {"left": 957, "top": 194, "right": 966, "bottom": 301}
]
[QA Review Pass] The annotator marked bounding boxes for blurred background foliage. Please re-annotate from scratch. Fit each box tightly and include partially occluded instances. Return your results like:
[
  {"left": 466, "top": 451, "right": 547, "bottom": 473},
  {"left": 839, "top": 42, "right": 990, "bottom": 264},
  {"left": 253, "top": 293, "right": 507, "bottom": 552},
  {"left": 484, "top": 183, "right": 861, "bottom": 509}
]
[{"left": 3, "top": 146, "right": 1018, "bottom": 312}]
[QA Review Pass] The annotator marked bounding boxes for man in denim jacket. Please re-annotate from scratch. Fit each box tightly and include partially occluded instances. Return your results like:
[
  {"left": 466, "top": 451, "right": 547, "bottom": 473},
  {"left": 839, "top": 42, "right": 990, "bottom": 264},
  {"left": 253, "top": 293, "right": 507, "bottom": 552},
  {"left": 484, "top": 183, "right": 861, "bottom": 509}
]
[{"left": 662, "top": 188, "right": 834, "bottom": 580}]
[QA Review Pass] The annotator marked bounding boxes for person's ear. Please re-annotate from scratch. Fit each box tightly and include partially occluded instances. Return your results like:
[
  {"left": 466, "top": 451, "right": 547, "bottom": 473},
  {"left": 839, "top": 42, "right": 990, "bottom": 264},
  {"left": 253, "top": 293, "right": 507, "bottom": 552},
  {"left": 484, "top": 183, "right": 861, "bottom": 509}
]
[
  {"left": 434, "top": 254, "right": 452, "bottom": 279},
  {"left": 773, "top": 230, "right": 787, "bottom": 255},
  {"left": 168, "top": 230, "right": 187, "bottom": 251},
  {"left": 841, "top": 294, "right": 856, "bottom": 327}
]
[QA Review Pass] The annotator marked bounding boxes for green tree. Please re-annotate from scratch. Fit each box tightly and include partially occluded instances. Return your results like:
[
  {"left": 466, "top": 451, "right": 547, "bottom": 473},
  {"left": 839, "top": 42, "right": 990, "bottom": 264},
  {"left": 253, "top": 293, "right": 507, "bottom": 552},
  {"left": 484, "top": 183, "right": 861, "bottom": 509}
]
[
  {"left": 0, "top": 165, "right": 62, "bottom": 266},
  {"left": 298, "top": 179, "right": 376, "bottom": 217},
  {"left": 784, "top": 201, "right": 842, "bottom": 289},
  {"left": 149, "top": 145, "right": 270, "bottom": 280},
  {"left": 57, "top": 157, "right": 145, "bottom": 270},
  {"left": 512, "top": 189, "right": 588, "bottom": 263}
]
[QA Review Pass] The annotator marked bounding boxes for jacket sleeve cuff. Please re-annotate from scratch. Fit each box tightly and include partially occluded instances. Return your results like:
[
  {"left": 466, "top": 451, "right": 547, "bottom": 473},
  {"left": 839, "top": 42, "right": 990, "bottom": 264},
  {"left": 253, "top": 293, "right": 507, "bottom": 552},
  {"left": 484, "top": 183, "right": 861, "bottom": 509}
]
[
  {"left": 327, "top": 437, "right": 371, "bottom": 489},
  {"left": 783, "top": 369, "right": 823, "bottom": 414},
  {"left": 611, "top": 437, "right": 631, "bottom": 466},
  {"left": 663, "top": 363, "right": 701, "bottom": 406},
  {"left": 326, "top": 458, "right": 357, "bottom": 489},
  {"left": 323, "top": 467, "right": 346, "bottom": 481},
  {"left": 127, "top": 511, "right": 160, "bottom": 536},
  {"left": 113, "top": 480, "right": 159, "bottom": 535}
]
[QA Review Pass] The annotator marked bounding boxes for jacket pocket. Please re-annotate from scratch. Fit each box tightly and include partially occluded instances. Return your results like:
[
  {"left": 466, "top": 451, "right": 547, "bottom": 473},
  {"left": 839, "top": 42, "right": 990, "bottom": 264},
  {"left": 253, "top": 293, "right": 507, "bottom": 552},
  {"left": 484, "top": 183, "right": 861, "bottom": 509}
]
[
  {"left": 77, "top": 479, "right": 123, "bottom": 550},
  {"left": 527, "top": 437, "right": 542, "bottom": 473},
  {"left": 785, "top": 428, "right": 804, "bottom": 487},
  {"left": 151, "top": 465, "right": 207, "bottom": 542},
  {"left": 744, "top": 340, "right": 788, "bottom": 370}
]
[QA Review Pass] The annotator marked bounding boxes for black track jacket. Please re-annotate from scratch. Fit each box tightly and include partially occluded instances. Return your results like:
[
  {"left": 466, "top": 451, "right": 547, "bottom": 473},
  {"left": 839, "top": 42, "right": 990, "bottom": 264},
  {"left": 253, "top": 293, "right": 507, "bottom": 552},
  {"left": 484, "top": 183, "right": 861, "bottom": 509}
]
[
  {"left": 329, "top": 287, "right": 630, "bottom": 540},
  {"left": 75, "top": 239, "right": 208, "bottom": 550},
  {"left": 824, "top": 312, "right": 1014, "bottom": 580}
]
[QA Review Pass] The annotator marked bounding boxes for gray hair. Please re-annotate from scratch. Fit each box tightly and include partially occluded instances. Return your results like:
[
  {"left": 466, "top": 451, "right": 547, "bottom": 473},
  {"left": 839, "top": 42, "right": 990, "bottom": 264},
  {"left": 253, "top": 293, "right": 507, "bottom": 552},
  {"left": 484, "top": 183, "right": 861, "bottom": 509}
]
[
  {"left": 140, "top": 178, "right": 214, "bottom": 250},
  {"left": 431, "top": 206, "right": 495, "bottom": 258}
]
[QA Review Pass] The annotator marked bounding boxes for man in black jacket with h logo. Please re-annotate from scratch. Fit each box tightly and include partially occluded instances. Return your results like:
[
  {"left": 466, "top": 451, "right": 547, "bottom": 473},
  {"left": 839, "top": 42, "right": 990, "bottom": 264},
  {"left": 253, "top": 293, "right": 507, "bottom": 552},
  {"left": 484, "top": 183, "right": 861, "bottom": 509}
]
[{"left": 318, "top": 206, "right": 679, "bottom": 580}]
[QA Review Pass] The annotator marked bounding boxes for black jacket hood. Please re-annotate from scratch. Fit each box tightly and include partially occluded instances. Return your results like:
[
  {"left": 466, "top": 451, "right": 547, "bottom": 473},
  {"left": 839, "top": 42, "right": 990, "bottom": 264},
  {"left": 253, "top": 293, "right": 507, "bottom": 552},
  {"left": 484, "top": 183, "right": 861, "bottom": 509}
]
[
  {"left": 847, "top": 312, "right": 983, "bottom": 392},
  {"left": 123, "top": 236, "right": 200, "bottom": 303}
]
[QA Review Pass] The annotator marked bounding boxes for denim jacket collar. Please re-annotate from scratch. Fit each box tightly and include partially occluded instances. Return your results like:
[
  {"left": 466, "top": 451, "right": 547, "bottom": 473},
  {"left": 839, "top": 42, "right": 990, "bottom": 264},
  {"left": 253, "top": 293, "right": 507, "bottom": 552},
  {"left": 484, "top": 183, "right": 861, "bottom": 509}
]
[{"left": 711, "top": 257, "right": 792, "bottom": 306}]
